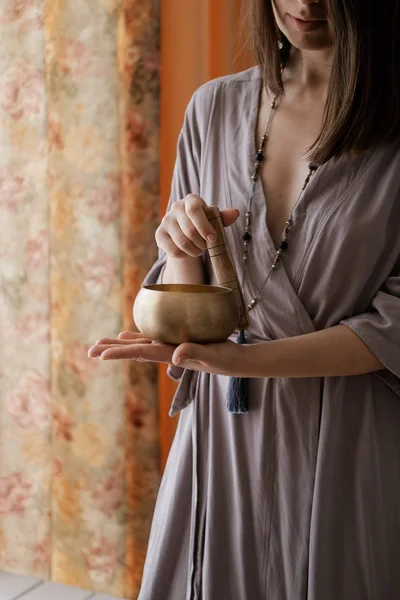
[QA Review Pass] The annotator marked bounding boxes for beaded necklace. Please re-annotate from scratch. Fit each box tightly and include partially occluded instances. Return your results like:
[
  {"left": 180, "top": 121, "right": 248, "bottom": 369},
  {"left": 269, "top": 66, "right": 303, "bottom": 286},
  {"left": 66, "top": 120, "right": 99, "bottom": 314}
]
[
  {"left": 227, "top": 92, "right": 319, "bottom": 415},
  {"left": 242, "top": 94, "right": 318, "bottom": 313}
]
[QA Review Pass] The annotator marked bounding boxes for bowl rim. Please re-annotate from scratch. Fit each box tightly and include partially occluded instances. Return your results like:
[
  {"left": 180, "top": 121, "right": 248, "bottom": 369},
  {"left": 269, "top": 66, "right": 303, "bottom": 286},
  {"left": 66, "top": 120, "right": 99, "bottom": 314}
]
[{"left": 140, "top": 284, "right": 234, "bottom": 295}]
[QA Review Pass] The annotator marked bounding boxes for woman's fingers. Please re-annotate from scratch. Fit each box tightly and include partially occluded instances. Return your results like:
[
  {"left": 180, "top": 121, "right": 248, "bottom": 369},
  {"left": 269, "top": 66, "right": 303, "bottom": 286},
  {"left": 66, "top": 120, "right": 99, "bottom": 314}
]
[
  {"left": 155, "top": 195, "right": 218, "bottom": 258},
  {"left": 184, "top": 195, "right": 217, "bottom": 242},
  {"left": 176, "top": 212, "right": 207, "bottom": 251},
  {"left": 166, "top": 221, "right": 204, "bottom": 257},
  {"left": 155, "top": 195, "right": 242, "bottom": 260},
  {"left": 88, "top": 334, "right": 152, "bottom": 357},
  {"left": 89, "top": 343, "right": 125, "bottom": 358},
  {"left": 155, "top": 227, "right": 188, "bottom": 259},
  {"left": 96, "top": 336, "right": 151, "bottom": 346},
  {"left": 99, "top": 342, "right": 175, "bottom": 363}
]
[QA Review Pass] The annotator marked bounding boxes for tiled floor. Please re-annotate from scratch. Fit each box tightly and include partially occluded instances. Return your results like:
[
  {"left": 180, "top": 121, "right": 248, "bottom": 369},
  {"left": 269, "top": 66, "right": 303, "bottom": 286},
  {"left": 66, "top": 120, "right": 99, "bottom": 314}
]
[{"left": 0, "top": 572, "right": 127, "bottom": 600}]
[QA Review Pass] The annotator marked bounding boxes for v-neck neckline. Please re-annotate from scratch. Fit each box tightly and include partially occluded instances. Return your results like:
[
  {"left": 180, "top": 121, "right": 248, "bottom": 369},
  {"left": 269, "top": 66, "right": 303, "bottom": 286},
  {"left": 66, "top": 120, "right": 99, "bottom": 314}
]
[
  {"left": 220, "top": 68, "right": 378, "bottom": 335},
  {"left": 221, "top": 68, "right": 331, "bottom": 327},
  {"left": 249, "top": 74, "right": 325, "bottom": 258}
]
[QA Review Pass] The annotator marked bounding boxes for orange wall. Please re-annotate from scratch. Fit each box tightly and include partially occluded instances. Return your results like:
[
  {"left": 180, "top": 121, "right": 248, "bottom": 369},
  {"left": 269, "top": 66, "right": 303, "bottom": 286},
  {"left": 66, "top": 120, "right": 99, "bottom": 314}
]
[{"left": 159, "top": 0, "right": 253, "bottom": 470}]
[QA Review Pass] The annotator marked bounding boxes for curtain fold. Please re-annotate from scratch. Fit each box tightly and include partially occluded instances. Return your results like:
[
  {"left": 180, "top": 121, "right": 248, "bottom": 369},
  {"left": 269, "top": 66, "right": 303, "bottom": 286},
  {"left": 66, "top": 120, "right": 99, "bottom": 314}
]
[
  {"left": 118, "top": 1, "right": 160, "bottom": 596},
  {"left": 0, "top": 0, "right": 51, "bottom": 581},
  {"left": 1, "top": 1, "right": 160, "bottom": 598}
]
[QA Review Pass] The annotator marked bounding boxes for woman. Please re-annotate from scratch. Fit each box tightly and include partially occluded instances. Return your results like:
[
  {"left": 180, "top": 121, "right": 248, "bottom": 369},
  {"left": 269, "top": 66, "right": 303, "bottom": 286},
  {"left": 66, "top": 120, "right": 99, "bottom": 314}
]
[{"left": 89, "top": 0, "right": 400, "bottom": 597}]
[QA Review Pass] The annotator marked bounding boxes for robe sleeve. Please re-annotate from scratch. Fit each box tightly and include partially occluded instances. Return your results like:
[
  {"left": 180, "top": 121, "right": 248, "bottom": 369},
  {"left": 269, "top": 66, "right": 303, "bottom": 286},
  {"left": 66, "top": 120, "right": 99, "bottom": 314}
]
[
  {"left": 340, "top": 265, "right": 400, "bottom": 378},
  {"left": 141, "top": 92, "right": 207, "bottom": 382}
]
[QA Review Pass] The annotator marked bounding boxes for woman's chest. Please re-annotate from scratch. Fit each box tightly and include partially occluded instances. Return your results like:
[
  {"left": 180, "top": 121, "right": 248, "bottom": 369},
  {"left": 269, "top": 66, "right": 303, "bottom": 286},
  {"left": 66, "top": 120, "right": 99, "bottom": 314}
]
[
  {"left": 256, "top": 101, "right": 324, "bottom": 248},
  {"left": 199, "top": 79, "right": 400, "bottom": 326},
  {"left": 202, "top": 131, "right": 399, "bottom": 305}
]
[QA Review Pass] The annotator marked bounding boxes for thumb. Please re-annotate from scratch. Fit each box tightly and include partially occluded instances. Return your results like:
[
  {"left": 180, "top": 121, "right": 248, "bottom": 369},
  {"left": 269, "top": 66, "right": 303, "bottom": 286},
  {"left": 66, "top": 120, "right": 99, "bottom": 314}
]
[
  {"left": 220, "top": 208, "right": 240, "bottom": 228},
  {"left": 172, "top": 343, "right": 204, "bottom": 366}
]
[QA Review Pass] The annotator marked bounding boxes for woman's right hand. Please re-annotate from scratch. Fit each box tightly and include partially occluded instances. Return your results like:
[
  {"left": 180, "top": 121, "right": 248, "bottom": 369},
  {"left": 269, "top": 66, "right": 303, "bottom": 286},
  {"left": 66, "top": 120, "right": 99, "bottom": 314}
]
[{"left": 155, "top": 194, "right": 240, "bottom": 259}]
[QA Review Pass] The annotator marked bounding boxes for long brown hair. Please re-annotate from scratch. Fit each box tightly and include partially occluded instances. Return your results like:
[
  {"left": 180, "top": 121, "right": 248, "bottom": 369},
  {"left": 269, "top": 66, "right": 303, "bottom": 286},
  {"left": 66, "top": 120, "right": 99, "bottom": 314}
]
[{"left": 244, "top": 0, "right": 400, "bottom": 164}]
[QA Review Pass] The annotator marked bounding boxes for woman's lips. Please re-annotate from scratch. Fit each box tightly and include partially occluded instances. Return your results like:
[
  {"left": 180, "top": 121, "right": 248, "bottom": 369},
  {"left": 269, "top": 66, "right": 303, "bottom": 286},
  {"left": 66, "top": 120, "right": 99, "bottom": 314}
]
[{"left": 288, "top": 14, "right": 328, "bottom": 32}]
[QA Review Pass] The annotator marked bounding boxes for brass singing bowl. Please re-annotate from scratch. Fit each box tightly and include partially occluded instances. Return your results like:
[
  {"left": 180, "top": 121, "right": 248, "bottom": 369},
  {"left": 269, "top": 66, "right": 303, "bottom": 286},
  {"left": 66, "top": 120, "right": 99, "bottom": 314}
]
[{"left": 133, "top": 284, "right": 240, "bottom": 345}]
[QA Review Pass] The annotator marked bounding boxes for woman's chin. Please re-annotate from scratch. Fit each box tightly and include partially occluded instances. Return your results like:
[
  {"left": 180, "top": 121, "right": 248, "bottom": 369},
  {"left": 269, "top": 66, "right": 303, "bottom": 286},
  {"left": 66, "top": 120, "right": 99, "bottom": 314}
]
[{"left": 285, "top": 31, "right": 334, "bottom": 53}]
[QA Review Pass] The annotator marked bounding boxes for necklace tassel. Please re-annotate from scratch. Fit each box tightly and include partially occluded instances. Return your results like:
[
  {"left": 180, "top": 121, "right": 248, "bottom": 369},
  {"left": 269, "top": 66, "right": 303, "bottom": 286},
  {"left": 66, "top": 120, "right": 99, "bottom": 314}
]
[{"left": 227, "top": 329, "right": 249, "bottom": 414}]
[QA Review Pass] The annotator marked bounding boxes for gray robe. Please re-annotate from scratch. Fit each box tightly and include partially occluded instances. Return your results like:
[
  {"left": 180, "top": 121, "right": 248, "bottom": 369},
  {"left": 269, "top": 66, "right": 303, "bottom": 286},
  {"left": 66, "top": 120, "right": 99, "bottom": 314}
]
[{"left": 138, "top": 67, "right": 400, "bottom": 600}]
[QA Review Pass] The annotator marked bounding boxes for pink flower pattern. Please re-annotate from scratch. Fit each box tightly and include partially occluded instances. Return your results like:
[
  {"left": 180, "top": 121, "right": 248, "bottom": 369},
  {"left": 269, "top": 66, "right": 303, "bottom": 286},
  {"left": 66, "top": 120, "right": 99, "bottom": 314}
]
[
  {"left": 0, "top": 59, "right": 45, "bottom": 120},
  {"left": 26, "top": 230, "right": 49, "bottom": 270},
  {"left": 77, "top": 245, "right": 117, "bottom": 295},
  {"left": 52, "top": 404, "right": 73, "bottom": 442},
  {"left": 81, "top": 535, "right": 120, "bottom": 584},
  {"left": 0, "top": 472, "right": 33, "bottom": 516},
  {"left": 33, "top": 534, "right": 51, "bottom": 570},
  {"left": 65, "top": 340, "right": 101, "bottom": 385},
  {"left": 0, "top": 0, "right": 42, "bottom": 27},
  {"left": 0, "top": 165, "right": 26, "bottom": 212},
  {"left": 88, "top": 180, "right": 119, "bottom": 226},
  {"left": 58, "top": 38, "right": 94, "bottom": 81},
  {"left": 94, "top": 473, "right": 123, "bottom": 518},
  {"left": 13, "top": 312, "right": 50, "bottom": 343},
  {"left": 7, "top": 370, "right": 51, "bottom": 430}
]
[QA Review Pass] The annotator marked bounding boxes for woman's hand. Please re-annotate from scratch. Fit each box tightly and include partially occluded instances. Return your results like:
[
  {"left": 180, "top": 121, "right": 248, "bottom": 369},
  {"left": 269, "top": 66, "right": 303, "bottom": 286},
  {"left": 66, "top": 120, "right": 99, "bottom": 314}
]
[
  {"left": 156, "top": 194, "right": 239, "bottom": 259},
  {"left": 88, "top": 331, "right": 176, "bottom": 364},
  {"left": 88, "top": 331, "right": 252, "bottom": 377}
]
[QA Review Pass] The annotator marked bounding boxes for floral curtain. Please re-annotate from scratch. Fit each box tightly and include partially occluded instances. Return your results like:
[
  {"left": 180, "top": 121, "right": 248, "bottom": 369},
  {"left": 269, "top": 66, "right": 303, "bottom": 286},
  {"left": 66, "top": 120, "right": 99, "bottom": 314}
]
[{"left": 0, "top": 1, "right": 160, "bottom": 598}]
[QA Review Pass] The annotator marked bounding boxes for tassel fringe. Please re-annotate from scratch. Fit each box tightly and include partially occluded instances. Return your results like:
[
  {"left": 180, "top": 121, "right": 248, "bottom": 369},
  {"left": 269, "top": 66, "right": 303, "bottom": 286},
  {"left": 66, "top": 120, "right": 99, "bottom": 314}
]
[{"left": 227, "top": 330, "right": 249, "bottom": 414}]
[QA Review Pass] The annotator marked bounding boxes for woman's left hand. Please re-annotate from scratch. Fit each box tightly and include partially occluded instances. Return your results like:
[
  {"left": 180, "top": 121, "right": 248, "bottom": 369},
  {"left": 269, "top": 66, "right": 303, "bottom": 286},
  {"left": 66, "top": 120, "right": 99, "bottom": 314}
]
[
  {"left": 88, "top": 331, "right": 251, "bottom": 376},
  {"left": 89, "top": 324, "right": 386, "bottom": 380}
]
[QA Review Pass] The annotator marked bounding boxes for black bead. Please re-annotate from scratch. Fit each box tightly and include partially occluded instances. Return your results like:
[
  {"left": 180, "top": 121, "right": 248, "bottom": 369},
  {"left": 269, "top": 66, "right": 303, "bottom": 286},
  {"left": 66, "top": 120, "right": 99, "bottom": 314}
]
[
  {"left": 279, "top": 240, "right": 289, "bottom": 251},
  {"left": 242, "top": 231, "right": 252, "bottom": 242},
  {"left": 255, "top": 152, "right": 264, "bottom": 163}
]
